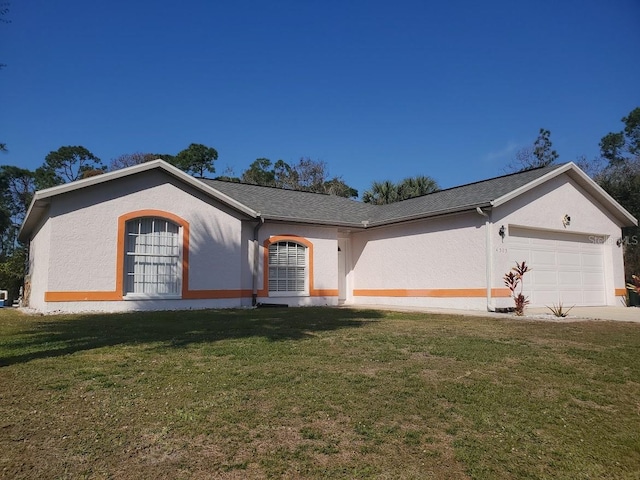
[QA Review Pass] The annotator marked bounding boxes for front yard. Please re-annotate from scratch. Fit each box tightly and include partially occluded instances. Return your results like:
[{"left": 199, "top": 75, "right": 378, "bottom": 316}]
[{"left": 1, "top": 307, "right": 639, "bottom": 479}]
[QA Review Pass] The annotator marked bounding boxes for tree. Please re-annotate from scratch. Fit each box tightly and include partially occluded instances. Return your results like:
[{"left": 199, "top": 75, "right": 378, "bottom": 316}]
[
  {"left": 0, "top": 166, "right": 35, "bottom": 228},
  {"left": 109, "top": 152, "right": 158, "bottom": 171},
  {"left": 363, "top": 175, "right": 439, "bottom": 205},
  {"left": 37, "top": 145, "right": 104, "bottom": 187},
  {"left": 397, "top": 175, "right": 439, "bottom": 200},
  {"left": 362, "top": 180, "right": 399, "bottom": 205},
  {"left": 593, "top": 107, "right": 640, "bottom": 279},
  {"left": 323, "top": 177, "right": 359, "bottom": 198},
  {"left": 175, "top": 143, "right": 218, "bottom": 177},
  {"left": 242, "top": 158, "right": 276, "bottom": 186},
  {"left": 507, "top": 128, "right": 559, "bottom": 173},
  {"left": 0, "top": 163, "right": 33, "bottom": 304},
  {"left": 239, "top": 157, "right": 358, "bottom": 198},
  {"left": 599, "top": 107, "right": 640, "bottom": 165}
]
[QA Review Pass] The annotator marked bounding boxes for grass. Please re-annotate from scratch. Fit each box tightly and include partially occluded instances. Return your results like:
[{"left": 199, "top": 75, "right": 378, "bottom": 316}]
[{"left": 1, "top": 307, "right": 640, "bottom": 479}]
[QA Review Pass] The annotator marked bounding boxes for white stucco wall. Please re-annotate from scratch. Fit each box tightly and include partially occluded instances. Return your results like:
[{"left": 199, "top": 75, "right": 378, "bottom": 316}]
[
  {"left": 350, "top": 211, "right": 488, "bottom": 309},
  {"left": 256, "top": 223, "right": 340, "bottom": 307},
  {"left": 26, "top": 212, "right": 51, "bottom": 312},
  {"left": 491, "top": 174, "right": 628, "bottom": 307},
  {"left": 30, "top": 170, "right": 253, "bottom": 313}
]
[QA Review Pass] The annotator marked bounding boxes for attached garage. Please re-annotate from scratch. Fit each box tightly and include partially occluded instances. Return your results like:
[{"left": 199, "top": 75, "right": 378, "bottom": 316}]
[{"left": 508, "top": 227, "right": 606, "bottom": 307}]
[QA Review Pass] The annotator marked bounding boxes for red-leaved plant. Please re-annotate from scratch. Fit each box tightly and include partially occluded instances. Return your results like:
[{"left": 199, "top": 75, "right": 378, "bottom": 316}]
[
  {"left": 628, "top": 275, "right": 640, "bottom": 295},
  {"left": 504, "top": 261, "right": 531, "bottom": 316}
]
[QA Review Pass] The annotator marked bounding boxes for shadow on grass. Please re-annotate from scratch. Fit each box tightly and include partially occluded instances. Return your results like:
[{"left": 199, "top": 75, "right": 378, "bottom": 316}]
[{"left": 0, "top": 307, "right": 383, "bottom": 367}]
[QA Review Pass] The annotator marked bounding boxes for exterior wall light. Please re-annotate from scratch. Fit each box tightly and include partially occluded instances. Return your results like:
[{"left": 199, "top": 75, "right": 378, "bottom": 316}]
[
  {"left": 562, "top": 214, "right": 571, "bottom": 228},
  {"left": 616, "top": 237, "right": 623, "bottom": 247},
  {"left": 498, "top": 225, "right": 506, "bottom": 240}
]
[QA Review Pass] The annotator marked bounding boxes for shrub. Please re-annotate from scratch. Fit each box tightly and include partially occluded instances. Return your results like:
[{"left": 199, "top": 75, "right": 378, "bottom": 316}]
[
  {"left": 504, "top": 261, "right": 531, "bottom": 316},
  {"left": 547, "top": 302, "right": 574, "bottom": 318}
]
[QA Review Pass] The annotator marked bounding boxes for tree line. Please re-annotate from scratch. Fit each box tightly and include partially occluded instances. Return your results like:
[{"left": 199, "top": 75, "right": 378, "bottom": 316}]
[
  {"left": 1, "top": 107, "right": 639, "bottom": 302},
  {"left": 506, "top": 108, "right": 640, "bottom": 279}
]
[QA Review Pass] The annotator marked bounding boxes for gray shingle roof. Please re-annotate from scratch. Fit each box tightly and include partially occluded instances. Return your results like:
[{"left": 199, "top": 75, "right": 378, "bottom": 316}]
[
  {"left": 370, "top": 164, "right": 564, "bottom": 225},
  {"left": 200, "top": 163, "right": 566, "bottom": 228},
  {"left": 200, "top": 179, "right": 376, "bottom": 226}
]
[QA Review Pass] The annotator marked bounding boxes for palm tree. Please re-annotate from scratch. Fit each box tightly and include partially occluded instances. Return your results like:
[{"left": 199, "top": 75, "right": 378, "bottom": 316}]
[
  {"left": 362, "top": 180, "right": 399, "bottom": 205},
  {"left": 398, "top": 175, "right": 439, "bottom": 200},
  {"left": 363, "top": 176, "right": 439, "bottom": 204}
]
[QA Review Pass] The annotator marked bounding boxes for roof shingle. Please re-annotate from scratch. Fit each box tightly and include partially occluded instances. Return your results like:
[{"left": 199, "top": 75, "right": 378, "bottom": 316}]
[{"left": 201, "top": 164, "right": 566, "bottom": 227}]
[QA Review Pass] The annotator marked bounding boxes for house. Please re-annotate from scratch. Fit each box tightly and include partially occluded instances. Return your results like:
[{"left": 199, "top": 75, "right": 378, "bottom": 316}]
[{"left": 18, "top": 160, "right": 637, "bottom": 314}]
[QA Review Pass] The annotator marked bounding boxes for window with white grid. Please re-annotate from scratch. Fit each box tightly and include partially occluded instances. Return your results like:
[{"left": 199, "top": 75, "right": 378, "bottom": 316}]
[
  {"left": 125, "top": 217, "right": 181, "bottom": 296},
  {"left": 268, "top": 241, "right": 308, "bottom": 295}
]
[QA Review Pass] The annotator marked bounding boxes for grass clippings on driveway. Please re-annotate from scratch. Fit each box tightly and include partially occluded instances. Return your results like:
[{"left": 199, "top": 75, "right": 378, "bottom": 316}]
[{"left": 1, "top": 307, "right": 639, "bottom": 479}]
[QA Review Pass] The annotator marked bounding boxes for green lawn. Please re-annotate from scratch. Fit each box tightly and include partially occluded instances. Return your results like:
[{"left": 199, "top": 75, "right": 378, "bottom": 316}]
[{"left": 1, "top": 307, "right": 639, "bottom": 479}]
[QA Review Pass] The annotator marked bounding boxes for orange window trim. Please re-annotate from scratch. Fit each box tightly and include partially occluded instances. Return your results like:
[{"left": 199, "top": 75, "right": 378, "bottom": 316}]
[
  {"left": 259, "top": 235, "right": 336, "bottom": 297},
  {"left": 117, "top": 210, "right": 191, "bottom": 297},
  {"left": 45, "top": 210, "right": 254, "bottom": 302},
  {"left": 353, "top": 288, "right": 511, "bottom": 298}
]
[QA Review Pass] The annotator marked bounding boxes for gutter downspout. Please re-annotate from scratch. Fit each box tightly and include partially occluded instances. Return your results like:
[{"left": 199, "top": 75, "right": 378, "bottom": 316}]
[
  {"left": 476, "top": 207, "right": 495, "bottom": 312},
  {"left": 252, "top": 215, "right": 264, "bottom": 307}
]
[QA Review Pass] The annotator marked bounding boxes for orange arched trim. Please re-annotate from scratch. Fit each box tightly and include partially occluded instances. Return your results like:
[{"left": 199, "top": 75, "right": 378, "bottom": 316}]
[
  {"left": 45, "top": 210, "right": 252, "bottom": 302},
  {"left": 116, "top": 210, "right": 191, "bottom": 297},
  {"left": 258, "top": 235, "right": 338, "bottom": 298}
]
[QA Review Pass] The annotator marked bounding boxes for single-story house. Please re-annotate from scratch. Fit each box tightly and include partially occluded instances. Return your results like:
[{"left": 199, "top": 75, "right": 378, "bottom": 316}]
[{"left": 18, "top": 160, "right": 637, "bottom": 314}]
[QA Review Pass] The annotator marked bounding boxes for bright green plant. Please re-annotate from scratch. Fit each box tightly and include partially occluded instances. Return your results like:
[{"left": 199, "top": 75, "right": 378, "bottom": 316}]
[{"left": 547, "top": 302, "right": 574, "bottom": 318}]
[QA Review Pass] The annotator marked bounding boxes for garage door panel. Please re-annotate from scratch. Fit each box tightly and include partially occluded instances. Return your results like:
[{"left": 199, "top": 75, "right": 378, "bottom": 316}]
[
  {"left": 560, "top": 291, "right": 585, "bottom": 305},
  {"left": 509, "top": 227, "right": 605, "bottom": 307},
  {"left": 533, "top": 270, "right": 558, "bottom": 285},
  {"left": 559, "top": 271, "right": 582, "bottom": 285},
  {"left": 582, "top": 253, "right": 603, "bottom": 268},
  {"left": 532, "top": 251, "right": 556, "bottom": 265},
  {"left": 583, "top": 272, "right": 605, "bottom": 285},
  {"left": 557, "top": 252, "right": 580, "bottom": 267}
]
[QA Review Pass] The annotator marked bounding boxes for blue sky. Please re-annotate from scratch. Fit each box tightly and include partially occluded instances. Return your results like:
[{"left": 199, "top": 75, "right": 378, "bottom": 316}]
[{"left": 1, "top": 0, "right": 639, "bottom": 197}]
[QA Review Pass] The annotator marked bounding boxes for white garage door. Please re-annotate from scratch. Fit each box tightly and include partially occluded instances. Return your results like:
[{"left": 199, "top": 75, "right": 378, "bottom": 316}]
[{"left": 508, "top": 227, "right": 606, "bottom": 307}]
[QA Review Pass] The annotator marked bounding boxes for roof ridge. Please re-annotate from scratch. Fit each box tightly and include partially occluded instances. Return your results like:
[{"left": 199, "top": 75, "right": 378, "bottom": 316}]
[
  {"left": 205, "top": 177, "right": 335, "bottom": 197},
  {"left": 393, "top": 162, "right": 567, "bottom": 203}
]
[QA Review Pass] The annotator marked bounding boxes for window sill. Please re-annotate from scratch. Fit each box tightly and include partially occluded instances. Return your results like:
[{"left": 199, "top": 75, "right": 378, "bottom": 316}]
[
  {"left": 123, "top": 294, "right": 182, "bottom": 301},
  {"left": 268, "top": 292, "right": 310, "bottom": 297}
]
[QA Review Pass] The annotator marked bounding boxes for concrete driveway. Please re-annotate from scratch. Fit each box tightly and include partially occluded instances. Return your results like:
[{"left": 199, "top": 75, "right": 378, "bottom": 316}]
[
  {"left": 526, "top": 306, "right": 640, "bottom": 323},
  {"left": 344, "top": 304, "right": 640, "bottom": 323}
]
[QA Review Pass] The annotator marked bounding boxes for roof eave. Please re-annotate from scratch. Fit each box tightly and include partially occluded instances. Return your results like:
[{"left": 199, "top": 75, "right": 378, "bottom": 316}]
[
  {"left": 18, "top": 160, "right": 261, "bottom": 241},
  {"left": 368, "top": 202, "right": 493, "bottom": 227},
  {"left": 260, "top": 214, "right": 367, "bottom": 229}
]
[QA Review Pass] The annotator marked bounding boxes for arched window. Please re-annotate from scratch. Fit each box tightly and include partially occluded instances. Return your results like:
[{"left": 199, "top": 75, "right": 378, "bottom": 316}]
[
  {"left": 124, "top": 217, "right": 181, "bottom": 296},
  {"left": 268, "top": 240, "right": 308, "bottom": 295}
]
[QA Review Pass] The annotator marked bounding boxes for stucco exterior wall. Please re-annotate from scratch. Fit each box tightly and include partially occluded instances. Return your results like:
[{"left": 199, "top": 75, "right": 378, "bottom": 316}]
[
  {"left": 491, "top": 175, "right": 628, "bottom": 307},
  {"left": 350, "top": 212, "right": 489, "bottom": 309},
  {"left": 26, "top": 212, "right": 51, "bottom": 312},
  {"left": 31, "top": 170, "right": 253, "bottom": 313},
  {"left": 256, "top": 223, "right": 339, "bottom": 307}
]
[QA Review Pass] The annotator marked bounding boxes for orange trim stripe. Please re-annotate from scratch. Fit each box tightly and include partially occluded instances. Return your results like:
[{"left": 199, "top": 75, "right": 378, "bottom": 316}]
[
  {"left": 258, "top": 235, "right": 338, "bottom": 298},
  {"left": 615, "top": 288, "right": 628, "bottom": 296},
  {"left": 312, "top": 289, "right": 339, "bottom": 297},
  {"left": 45, "top": 290, "right": 254, "bottom": 302},
  {"left": 353, "top": 288, "right": 511, "bottom": 298},
  {"left": 45, "top": 291, "right": 122, "bottom": 302},
  {"left": 46, "top": 210, "right": 251, "bottom": 303}
]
